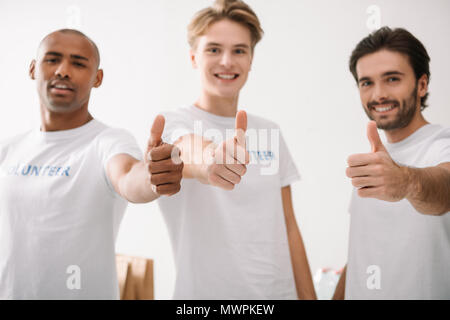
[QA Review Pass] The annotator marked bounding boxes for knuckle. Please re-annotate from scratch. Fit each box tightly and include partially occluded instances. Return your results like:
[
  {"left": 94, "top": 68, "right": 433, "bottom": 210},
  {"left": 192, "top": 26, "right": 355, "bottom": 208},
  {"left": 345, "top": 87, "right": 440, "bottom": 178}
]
[
  {"left": 346, "top": 155, "right": 354, "bottom": 165},
  {"left": 150, "top": 175, "right": 158, "bottom": 185},
  {"left": 345, "top": 167, "right": 351, "bottom": 177},
  {"left": 357, "top": 188, "right": 365, "bottom": 197}
]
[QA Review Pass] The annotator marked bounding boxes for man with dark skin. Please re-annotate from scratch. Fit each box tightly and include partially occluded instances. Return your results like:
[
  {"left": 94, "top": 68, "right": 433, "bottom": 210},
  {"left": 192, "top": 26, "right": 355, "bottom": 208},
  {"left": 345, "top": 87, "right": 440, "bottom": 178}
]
[{"left": 0, "top": 29, "right": 183, "bottom": 299}]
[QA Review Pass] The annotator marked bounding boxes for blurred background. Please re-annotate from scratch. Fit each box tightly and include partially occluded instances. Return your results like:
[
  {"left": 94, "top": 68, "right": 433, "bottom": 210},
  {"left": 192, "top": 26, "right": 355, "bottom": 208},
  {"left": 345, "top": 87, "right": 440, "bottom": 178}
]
[{"left": 1, "top": 0, "right": 449, "bottom": 299}]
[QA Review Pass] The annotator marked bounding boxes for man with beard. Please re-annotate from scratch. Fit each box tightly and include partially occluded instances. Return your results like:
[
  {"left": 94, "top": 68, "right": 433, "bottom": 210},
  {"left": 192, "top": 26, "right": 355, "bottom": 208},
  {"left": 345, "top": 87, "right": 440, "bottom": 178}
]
[
  {"left": 0, "top": 29, "right": 183, "bottom": 299},
  {"left": 333, "top": 27, "right": 450, "bottom": 299}
]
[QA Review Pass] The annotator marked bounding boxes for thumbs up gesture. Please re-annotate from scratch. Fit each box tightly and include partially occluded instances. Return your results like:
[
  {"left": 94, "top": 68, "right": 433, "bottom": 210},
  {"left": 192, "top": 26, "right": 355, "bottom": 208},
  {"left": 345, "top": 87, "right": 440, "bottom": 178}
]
[
  {"left": 205, "top": 110, "right": 250, "bottom": 190},
  {"left": 146, "top": 115, "right": 184, "bottom": 196},
  {"left": 346, "top": 121, "right": 410, "bottom": 201}
]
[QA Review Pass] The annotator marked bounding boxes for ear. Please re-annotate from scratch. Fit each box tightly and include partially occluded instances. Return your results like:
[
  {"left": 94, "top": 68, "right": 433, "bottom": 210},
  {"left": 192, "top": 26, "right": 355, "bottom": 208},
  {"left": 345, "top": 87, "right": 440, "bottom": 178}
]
[
  {"left": 29, "top": 60, "right": 36, "bottom": 80},
  {"left": 417, "top": 73, "right": 428, "bottom": 99},
  {"left": 190, "top": 49, "right": 198, "bottom": 69},
  {"left": 93, "top": 69, "right": 103, "bottom": 88}
]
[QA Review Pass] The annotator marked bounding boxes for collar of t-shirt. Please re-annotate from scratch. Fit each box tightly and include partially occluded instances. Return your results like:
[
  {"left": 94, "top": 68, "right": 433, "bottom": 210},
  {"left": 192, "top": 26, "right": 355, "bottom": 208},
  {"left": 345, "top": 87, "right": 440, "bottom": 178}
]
[
  {"left": 386, "top": 124, "right": 441, "bottom": 153},
  {"left": 32, "top": 119, "right": 103, "bottom": 142},
  {"left": 188, "top": 105, "right": 236, "bottom": 127}
]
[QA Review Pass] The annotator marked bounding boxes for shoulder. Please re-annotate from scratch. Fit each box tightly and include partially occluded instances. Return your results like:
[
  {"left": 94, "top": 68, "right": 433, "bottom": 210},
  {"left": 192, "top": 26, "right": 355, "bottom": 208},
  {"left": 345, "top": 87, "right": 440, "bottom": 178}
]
[
  {"left": 0, "top": 130, "right": 32, "bottom": 146},
  {"left": 0, "top": 131, "right": 33, "bottom": 163},
  {"left": 427, "top": 124, "right": 450, "bottom": 145},
  {"left": 435, "top": 125, "right": 450, "bottom": 138},
  {"left": 94, "top": 120, "right": 136, "bottom": 142},
  {"left": 0, "top": 130, "right": 33, "bottom": 152},
  {"left": 426, "top": 125, "right": 450, "bottom": 162}
]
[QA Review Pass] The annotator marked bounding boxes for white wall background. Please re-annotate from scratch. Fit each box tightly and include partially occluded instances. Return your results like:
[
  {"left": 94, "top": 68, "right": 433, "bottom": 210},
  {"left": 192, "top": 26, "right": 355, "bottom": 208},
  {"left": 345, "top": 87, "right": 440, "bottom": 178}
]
[{"left": 1, "top": 0, "right": 449, "bottom": 299}]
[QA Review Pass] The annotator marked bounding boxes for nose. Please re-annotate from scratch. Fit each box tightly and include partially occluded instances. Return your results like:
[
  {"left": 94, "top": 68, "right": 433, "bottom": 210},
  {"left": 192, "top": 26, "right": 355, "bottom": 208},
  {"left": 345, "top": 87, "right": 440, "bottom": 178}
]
[
  {"left": 54, "top": 60, "right": 71, "bottom": 79},
  {"left": 371, "top": 82, "right": 388, "bottom": 102},
  {"left": 219, "top": 51, "right": 233, "bottom": 69}
]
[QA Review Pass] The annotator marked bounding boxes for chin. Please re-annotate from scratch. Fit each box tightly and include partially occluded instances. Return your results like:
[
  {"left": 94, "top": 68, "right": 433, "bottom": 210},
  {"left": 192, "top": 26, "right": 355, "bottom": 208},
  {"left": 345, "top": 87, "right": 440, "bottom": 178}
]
[
  {"left": 46, "top": 103, "right": 81, "bottom": 114},
  {"left": 214, "top": 86, "right": 242, "bottom": 98}
]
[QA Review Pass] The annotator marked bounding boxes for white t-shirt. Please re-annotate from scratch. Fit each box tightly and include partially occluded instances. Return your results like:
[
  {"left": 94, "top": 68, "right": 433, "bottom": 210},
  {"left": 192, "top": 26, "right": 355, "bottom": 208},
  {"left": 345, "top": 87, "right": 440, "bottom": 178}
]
[
  {"left": 0, "top": 119, "right": 142, "bottom": 299},
  {"left": 346, "top": 124, "right": 450, "bottom": 299},
  {"left": 158, "top": 105, "right": 300, "bottom": 299}
]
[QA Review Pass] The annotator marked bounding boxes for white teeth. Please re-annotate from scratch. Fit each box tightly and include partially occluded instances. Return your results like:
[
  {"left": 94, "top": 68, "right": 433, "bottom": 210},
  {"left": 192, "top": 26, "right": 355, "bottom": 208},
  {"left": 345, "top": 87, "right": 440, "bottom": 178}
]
[
  {"left": 54, "top": 84, "right": 69, "bottom": 89},
  {"left": 375, "top": 105, "right": 395, "bottom": 112},
  {"left": 216, "top": 74, "right": 236, "bottom": 80}
]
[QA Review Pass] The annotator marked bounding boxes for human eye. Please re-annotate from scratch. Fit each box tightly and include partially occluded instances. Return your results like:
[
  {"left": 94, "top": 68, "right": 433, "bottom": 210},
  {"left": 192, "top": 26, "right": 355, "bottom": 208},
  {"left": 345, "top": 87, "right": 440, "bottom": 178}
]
[
  {"left": 44, "top": 58, "right": 58, "bottom": 64},
  {"left": 387, "top": 77, "right": 399, "bottom": 83},
  {"left": 72, "top": 61, "right": 86, "bottom": 68},
  {"left": 360, "top": 80, "right": 372, "bottom": 88},
  {"left": 206, "top": 47, "right": 220, "bottom": 54}
]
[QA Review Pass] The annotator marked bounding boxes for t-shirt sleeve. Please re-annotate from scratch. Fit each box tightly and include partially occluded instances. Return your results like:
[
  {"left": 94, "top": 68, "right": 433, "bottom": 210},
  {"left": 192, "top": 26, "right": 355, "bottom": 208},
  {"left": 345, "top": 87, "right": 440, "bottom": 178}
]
[
  {"left": 99, "top": 128, "right": 143, "bottom": 197},
  {"left": 437, "top": 128, "right": 450, "bottom": 164},
  {"left": 278, "top": 129, "right": 301, "bottom": 187},
  {"left": 161, "top": 110, "right": 195, "bottom": 145},
  {"left": 427, "top": 127, "right": 450, "bottom": 166},
  {"left": 101, "top": 128, "right": 143, "bottom": 164}
]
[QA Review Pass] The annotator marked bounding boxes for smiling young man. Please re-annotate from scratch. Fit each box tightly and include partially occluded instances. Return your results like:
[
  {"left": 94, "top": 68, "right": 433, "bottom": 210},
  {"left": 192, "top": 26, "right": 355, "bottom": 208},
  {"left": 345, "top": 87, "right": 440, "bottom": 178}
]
[
  {"left": 158, "top": 0, "right": 316, "bottom": 299},
  {"left": 333, "top": 27, "right": 450, "bottom": 299},
  {"left": 0, "top": 29, "right": 183, "bottom": 299}
]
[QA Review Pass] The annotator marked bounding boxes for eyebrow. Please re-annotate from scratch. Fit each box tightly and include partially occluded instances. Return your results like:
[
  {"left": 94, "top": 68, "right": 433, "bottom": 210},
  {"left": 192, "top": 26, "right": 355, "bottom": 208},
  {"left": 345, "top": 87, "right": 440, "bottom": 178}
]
[
  {"left": 234, "top": 44, "right": 250, "bottom": 49},
  {"left": 382, "top": 71, "right": 404, "bottom": 77},
  {"left": 44, "top": 51, "right": 89, "bottom": 61},
  {"left": 205, "top": 42, "right": 250, "bottom": 48},
  {"left": 358, "top": 71, "right": 405, "bottom": 83}
]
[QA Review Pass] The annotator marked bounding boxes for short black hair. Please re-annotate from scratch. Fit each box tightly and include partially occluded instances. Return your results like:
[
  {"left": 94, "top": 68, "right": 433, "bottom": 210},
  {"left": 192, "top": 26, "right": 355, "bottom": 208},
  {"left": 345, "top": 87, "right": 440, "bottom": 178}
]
[{"left": 349, "top": 27, "right": 430, "bottom": 110}]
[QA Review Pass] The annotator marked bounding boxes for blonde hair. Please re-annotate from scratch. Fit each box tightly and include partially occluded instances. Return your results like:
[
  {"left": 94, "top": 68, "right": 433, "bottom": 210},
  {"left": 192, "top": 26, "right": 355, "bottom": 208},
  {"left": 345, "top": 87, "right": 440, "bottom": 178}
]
[{"left": 187, "top": 0, "right": 264, "bottom": 51}]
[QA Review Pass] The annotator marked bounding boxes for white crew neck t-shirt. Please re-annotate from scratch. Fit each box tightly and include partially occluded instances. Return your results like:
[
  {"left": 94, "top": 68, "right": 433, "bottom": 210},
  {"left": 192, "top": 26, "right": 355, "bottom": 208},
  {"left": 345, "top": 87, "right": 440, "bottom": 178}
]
[
  {"left": 0, "top": 119, "right": 142, "bottom": 299},
  {"left": 158, "top": 105, "right": 300, "bottom": 299},
  {"left": 346, "top": 124, "right": 450, "bottom": 299}
]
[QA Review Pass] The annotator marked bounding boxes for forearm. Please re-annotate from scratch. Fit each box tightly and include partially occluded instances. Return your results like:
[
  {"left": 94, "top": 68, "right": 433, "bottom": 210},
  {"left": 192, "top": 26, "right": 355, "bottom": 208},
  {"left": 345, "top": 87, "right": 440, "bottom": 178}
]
[
  {"left": 118, "top": 161, "right": 159, "bottom": 203},
  {"left": 286, "top": 221, "right": 317, "bottom": 300},
  {"left": 332, "top": 265, "right": 346, "bottom": 300},
  {"left": 405, "top": 164, "right": 450, "bottom": 215}
]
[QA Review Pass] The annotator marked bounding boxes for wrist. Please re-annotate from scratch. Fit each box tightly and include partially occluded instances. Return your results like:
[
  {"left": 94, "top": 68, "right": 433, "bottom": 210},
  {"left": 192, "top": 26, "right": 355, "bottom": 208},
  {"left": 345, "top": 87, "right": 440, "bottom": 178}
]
[{"left": 403, "top": 166, "right": 420, "bottom": 201}]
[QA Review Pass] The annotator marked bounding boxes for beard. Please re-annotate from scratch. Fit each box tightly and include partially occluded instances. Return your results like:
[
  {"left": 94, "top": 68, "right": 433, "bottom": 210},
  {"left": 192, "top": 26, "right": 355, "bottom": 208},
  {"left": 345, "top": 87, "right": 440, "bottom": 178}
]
[{"left": 363, "top": 84, "right": 418, "bottom": 131}]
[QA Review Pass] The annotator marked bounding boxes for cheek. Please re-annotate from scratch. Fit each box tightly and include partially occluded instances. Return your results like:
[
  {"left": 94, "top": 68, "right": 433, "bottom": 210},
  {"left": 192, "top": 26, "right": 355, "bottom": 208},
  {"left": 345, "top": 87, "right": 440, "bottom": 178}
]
[{"left": 359, "top": 89, "right": 369, "bottom": 104}]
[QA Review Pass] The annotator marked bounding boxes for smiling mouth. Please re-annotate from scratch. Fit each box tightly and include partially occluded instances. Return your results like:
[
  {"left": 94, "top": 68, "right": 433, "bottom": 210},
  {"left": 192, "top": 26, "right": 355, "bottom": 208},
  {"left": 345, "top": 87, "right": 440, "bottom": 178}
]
[
  {"left": 50, "top": 84, "right": 74, "bottom": 91},
  {"left": 214, "top": 73, "right": 239, "bottom": 80},
  {"left": 370, "top": 104, "right": 398, "bottom": 113}
]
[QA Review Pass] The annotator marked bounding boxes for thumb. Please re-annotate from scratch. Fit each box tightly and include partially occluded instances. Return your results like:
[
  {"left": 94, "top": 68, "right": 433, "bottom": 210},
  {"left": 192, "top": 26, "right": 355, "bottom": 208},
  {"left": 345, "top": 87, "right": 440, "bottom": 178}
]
[
  {"left": 367, "top": 120, "right": 386, "bottom": 152},
  {"left": 148, "top": 115, "right": 165, "bottom": 151},
  {"left": 235, "top": 110, "right": 247, "bottom": 146}
]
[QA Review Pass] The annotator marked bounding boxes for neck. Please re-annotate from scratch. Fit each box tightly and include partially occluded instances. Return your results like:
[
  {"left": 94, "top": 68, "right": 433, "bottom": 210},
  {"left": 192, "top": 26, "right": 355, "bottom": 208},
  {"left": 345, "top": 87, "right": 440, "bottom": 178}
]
[
  {"left": 40, "top": 103, "right": 93, "bottom": 132},
  {"left": 384, "top": 109, "right": 428, "bottom": 143},
  {"left": 194, "top": 91, "right": 239, "bottom": 117}
]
